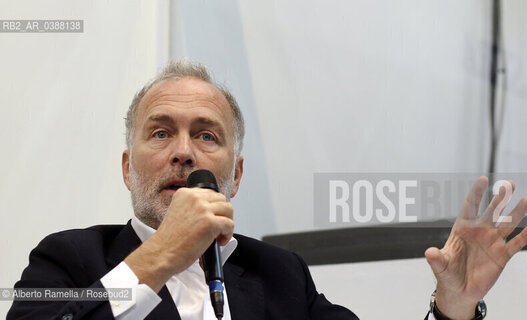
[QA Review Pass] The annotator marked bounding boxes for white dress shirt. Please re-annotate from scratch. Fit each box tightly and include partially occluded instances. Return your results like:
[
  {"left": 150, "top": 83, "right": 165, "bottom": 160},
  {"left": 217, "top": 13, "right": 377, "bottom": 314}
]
[{"left": 101, "top": 215, "right": 237, "bottom": 320}]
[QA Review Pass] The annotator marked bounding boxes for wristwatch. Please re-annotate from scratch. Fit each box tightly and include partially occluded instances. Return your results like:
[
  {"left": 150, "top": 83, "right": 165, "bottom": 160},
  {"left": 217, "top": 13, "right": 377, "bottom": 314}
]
[{"left": 429, "top": 290, "right": 487, "bottom": 320}]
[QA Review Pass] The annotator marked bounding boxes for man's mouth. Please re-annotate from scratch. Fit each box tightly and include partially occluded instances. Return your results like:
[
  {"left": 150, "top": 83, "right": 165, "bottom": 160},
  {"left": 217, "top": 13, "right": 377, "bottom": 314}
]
[{"left": 162, "top": 180, "right": 187, "bottom": 193}]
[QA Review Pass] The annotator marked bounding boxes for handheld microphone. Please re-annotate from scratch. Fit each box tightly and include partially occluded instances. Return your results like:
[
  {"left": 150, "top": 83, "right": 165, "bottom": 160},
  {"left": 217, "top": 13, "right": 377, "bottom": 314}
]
[{"left": 186, "top": 169, "right": 224, "bottom": 320}]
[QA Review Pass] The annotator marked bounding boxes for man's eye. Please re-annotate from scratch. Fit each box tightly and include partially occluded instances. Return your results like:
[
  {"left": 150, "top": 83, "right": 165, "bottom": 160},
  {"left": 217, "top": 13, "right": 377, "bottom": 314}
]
[
  {"left": 154, "top": 131, "right": 168, "bottom": 139},
  {"left": 201, "top": 133, "right": 215, "bottom": 142}
]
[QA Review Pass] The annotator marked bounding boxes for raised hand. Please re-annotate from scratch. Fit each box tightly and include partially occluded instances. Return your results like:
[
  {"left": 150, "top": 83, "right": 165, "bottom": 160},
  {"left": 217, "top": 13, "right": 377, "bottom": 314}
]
[{"left": 425, "top": 176, "right": 527, "bottom": 319}]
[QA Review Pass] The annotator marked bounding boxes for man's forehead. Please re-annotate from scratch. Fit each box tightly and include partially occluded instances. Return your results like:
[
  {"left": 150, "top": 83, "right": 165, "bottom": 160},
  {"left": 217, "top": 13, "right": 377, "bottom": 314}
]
[{"left": 138, "top": 77, "right": 230, "bottom": 114}]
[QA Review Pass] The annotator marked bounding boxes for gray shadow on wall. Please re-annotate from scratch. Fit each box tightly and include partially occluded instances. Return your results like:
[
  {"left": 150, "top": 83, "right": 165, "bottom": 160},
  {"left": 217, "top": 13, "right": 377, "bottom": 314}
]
[{"left": 170, "top": 0, "right": 276, "bottom": 239}]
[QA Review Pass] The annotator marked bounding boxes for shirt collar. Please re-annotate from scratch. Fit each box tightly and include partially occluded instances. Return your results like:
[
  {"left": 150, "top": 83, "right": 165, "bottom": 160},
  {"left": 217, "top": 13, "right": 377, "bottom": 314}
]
[{"left": 131, "top": 214, "right": 237, "bottom": 266}]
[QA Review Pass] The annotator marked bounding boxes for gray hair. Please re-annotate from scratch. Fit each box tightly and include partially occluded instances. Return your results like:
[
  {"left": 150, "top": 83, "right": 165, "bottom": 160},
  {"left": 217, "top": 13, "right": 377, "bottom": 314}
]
[{"left": 125, "top": 60, "right": 245, "bottom": 156}]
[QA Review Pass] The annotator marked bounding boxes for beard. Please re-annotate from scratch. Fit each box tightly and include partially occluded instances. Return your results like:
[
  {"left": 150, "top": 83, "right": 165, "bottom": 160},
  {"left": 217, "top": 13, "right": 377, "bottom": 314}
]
[{"left": 128, "top": 158, "right": 236, "bottom": 230}]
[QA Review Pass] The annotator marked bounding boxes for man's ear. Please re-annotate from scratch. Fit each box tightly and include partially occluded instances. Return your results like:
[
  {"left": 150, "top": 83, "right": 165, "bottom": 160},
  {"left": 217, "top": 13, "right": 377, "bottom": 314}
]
[
  {"left": 230, "top": 156, "right": 244, "bottom": 198},
  {"left": 122, "top": 150, "right": 131, "bottom": 191}
]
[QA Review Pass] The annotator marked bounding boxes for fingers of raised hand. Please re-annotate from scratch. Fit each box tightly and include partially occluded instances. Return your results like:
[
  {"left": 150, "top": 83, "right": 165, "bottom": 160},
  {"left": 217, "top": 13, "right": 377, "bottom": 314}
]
[
  {"left": 461, "top": 176, "right": 488, "bottom": 220},
  {"left": 505, "top": 226, "right": 527, "bottom": 258},
  {"left": 481, "top": 180, "right": 515, "bottom": 225},
  {"left": 498, "top": 195, "right": 527, "bottom": 239}
]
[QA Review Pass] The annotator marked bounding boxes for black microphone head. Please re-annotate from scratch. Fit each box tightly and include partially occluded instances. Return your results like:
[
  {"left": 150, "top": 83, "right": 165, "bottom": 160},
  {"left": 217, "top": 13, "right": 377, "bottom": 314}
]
[{"left": 187, "top": 169, "right": 219, "bottom": 192}]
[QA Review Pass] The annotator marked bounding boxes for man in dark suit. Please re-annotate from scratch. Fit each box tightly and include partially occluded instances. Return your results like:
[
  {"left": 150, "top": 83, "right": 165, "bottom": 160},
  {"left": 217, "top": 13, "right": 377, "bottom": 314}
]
[
  {"left": 8, "top": 222, "right": 355, "bottom": 319},
  {"left": 9, "top": 60, "right": 527, "bottom": 319}
]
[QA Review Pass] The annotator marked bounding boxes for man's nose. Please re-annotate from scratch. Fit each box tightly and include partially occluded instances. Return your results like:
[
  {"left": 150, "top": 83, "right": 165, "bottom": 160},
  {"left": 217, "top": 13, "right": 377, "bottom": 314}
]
[{"left": 170, "top": 134, "right": 195, "bottom": 166}]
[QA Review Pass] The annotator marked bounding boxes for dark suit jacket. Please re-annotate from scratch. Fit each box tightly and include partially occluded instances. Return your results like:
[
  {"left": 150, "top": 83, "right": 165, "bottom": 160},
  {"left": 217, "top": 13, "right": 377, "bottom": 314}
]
[{"left": 8, "top": 221, "right": 359, "bottom": 320}]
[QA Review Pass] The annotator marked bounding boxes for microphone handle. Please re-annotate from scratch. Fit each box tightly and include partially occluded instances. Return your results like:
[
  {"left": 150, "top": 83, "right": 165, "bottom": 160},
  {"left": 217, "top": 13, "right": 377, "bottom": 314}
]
[
  {"left": 202, "top": 241, "right": 224, "bottom": 319},
  {"left": 202, "top": 240, "right": 223, "bottom": 282}
]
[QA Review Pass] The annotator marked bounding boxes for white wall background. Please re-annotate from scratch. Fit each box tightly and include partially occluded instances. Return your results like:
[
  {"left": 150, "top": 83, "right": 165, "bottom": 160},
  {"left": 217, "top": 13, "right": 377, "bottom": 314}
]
[{"left": 0, "top": 0, "right": 526, "bottom": 318}]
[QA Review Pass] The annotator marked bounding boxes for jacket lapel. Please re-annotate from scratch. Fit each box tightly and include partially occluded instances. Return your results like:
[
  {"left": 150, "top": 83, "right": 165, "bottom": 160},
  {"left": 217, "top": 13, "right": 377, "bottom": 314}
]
[
  {"left": 224, "top": 262, "right": 265, "bottom": 320},
  {"left": 105, "top": 220, "right": 142, "bottom": 268},
  {"left": 106, "top": 220, "right": 180, "bottom": 319}
]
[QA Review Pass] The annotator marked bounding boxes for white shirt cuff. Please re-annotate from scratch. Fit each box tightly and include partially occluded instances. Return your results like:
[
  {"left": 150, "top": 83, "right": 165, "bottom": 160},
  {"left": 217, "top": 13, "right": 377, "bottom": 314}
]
[{"left": 101, "top": 261, "right": 162, "bottom": 319}]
